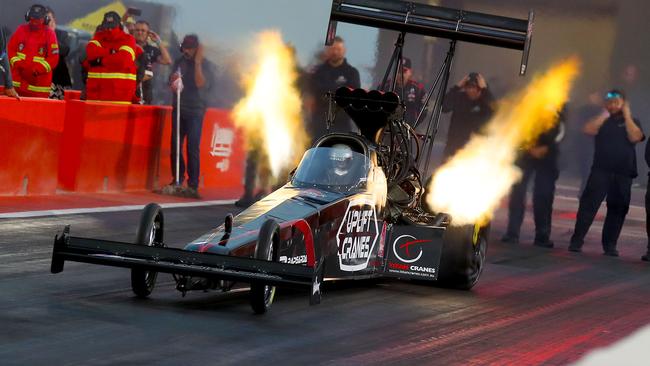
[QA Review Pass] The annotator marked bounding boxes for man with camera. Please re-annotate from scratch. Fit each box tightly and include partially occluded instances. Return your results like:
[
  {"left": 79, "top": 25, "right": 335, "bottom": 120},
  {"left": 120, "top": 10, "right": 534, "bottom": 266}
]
[
  {"left": 133, "top": 20, "right": 172, "bottom": 105},
  {"left": 441, "top": 72, "right": 495, "bottom": 161},
  {"left": 569, "top": 90, "right": 644, "bottom": 256}
]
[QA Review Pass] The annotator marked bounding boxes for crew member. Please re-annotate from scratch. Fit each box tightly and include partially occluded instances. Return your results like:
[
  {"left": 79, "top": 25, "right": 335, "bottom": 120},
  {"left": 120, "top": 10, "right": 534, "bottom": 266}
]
[
  {"left": 441, "top": 72, "right": 494, "bottom": 160},
  {"left": 569, "top": 90, "right": 644, "bottom": 256},
  {"left": 85, "top": 11, "right": 141, "bottom": 104},
  {"left": 641, "top": 139, "right": 650, "bottom": 262},
  {"left": 7, "top": 4, "right": 59, "bottom": 98},
  {"left": 309, "top": 36, "right": 360, "bottom": 141},
  {"left": 379, "top": 57, "right": 426, "bottom": 126},
  {"left": 501, "top": 107, "right": 566, "bottom": 247}
]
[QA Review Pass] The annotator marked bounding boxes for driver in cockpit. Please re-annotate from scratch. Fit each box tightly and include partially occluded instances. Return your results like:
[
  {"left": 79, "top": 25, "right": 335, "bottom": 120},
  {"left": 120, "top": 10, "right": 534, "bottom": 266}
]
[{"left": 326, "top": 144, "right": 358, "bottom": 187}]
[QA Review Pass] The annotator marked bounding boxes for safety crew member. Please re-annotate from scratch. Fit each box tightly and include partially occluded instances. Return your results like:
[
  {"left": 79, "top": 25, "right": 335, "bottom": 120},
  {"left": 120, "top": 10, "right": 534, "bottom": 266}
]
[
  {"left": 501, "top": 106, "right": 566, "bottom": 248},
  {"left": 569, "top": 90, "right": 644, "bottom": 256},
  {"left": 85, "top": 11, "right": 141, "bottom": 104},
  {"left": 7, "top": 4, "right": 59, "bottom": 98}
]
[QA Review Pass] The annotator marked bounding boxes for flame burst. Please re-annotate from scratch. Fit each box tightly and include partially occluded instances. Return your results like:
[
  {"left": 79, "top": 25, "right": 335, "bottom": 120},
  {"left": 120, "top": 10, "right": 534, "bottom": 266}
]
[
  {"left": 427, "top": 58, "right": 580, "bottom": 226},
  {"left": 232, "top": 31, "right": 308, "bottom": 179}
]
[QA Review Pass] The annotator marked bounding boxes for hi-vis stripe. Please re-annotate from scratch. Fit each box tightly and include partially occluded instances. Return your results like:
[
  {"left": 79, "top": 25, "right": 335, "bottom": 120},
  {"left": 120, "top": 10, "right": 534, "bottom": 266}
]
[
  {"left": 10, "top": 52, "right": 26, "bottom": 66},
  {"left": 27, "top": 85, "right": 52, "bottom": 93},
  {"left": 33, "top": 57, "right": 51, "bottom": 73},
  {"left": 87, "top": 72, "right": 137, "bottom": 81},
  {"left": 118, "top": 45, "right": 135, "bottom": 61},
  {"left": 86, "top": 100, "right": 132, "bottom": 105},
  {"left": 88, "top": 40, "right": 102, "bottom": 47},
  {"left": 12, "top": 81, "right": 51, "bottom": 93}
]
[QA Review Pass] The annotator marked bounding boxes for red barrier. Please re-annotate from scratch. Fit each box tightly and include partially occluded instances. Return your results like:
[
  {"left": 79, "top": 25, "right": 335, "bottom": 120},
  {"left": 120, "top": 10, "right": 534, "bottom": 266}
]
[
  {"left": 157, "top": 109, "right": 246, "bottom": 191},
  {"left": 1, "top": 95, "right": 246, "bottom": 197},
  {"left": 0, "top": 97, "right": 66, "bottom": 195},
  {"left": 58, "top": 101, "right": 173, "bottom": 192}
]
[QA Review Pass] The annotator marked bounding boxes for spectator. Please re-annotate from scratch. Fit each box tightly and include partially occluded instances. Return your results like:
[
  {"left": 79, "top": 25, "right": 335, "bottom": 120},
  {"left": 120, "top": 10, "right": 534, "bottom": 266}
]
[
  {"left": 379, "top": 57, "right": 426, "bottom": 127},
  {"left": 309, "top": 36, "right": 360, "bottom": 142},
  {"left": 85, "top": 11, "right": 141, "bottom": 104},
  {"left": 45, "top": 7, "right": 72, "bottom": 100},
  {"left": 569, "top": 90, "right": 644, "bottom": 256},
  {"left": 167, "top": 34, "right": 216, "bottom": 198},
  {"left": 501, "top": 107, "right": 566, "bottom": 247},
  {"left": 441, "top": 72, "right": 495, "bottom": 161},
  {"left": 133, "top": 20, "right": 172, "bottom": 104},
  {"left": 0, "top": 26, "right": 20, "bottom": 99},
  {"left": 7, "top": 4, "right": 59, "bottom": 98}
]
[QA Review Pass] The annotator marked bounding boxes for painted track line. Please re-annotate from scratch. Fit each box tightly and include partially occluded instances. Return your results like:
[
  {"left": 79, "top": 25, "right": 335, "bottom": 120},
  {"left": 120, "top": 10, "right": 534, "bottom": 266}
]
[{"left": 0, "top": 199, "right": 237, "bottom": 219}]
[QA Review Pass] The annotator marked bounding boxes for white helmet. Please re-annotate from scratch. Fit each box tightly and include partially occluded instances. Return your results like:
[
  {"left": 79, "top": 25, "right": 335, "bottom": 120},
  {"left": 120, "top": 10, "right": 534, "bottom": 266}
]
[{"left": 329, "top": 144, "right": 353, "bottom": 176}]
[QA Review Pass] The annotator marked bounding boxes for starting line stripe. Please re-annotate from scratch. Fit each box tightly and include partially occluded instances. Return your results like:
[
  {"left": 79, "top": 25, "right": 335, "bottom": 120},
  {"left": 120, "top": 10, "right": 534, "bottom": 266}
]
[{"left": 0, "top": 199, "right": 237, "bottom": 219}]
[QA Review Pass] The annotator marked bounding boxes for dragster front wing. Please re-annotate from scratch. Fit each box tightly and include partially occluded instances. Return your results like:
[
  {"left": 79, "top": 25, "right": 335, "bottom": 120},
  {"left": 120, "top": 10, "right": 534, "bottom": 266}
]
[{"left": 51, "top": 226, "right": 324, "bottom": 305}]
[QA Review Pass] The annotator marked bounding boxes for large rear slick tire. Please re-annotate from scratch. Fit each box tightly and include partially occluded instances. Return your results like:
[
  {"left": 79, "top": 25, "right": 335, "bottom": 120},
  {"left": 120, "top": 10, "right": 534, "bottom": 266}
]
[
  {"left": 437, "top": 223, "right": 488, "bottom": 290},
  {"left": 131, "top": 203, "right": 164, "bottom": 298},
  {"left": 250, "top": 219, "right": 280, "bottom": 314}
]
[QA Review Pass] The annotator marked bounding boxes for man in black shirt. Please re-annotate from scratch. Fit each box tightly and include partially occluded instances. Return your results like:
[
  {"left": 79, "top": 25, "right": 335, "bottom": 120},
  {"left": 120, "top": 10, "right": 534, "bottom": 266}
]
[
  {"left": 168, "top": 34, "right": 216, "bottom": 198},
  {"left": 501, "top": 107, "right": 566, "bottom": 247},
  {"left": 309, "top": 36, "right": 360, "bottom": 142},
  {"left": 134, "top": 20, "right": 171, "bottom": 104},
  {"left": 441, "top": 72, "right": 495, "bottom": 160},
  {"left": 569, "top": 90, "right": 644, "bottom": 256},
  {"left": 379, "top": 57, "right": 426, "bottom": 126},
  {"left": 45, "top": 8, "right": 71, "bottom": 100}
]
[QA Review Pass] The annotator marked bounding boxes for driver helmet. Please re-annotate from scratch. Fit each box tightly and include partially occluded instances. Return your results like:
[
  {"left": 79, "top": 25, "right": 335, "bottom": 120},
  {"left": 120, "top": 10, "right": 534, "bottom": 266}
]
[{"left": 329, "top": 144, "right": 353, "bottom": 177}]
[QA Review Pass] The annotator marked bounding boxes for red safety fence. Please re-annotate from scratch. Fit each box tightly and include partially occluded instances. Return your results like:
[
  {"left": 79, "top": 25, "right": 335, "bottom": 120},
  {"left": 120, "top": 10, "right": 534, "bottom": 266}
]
[{"left": 0, "top": 95, "right": 245, "bottom": 197}]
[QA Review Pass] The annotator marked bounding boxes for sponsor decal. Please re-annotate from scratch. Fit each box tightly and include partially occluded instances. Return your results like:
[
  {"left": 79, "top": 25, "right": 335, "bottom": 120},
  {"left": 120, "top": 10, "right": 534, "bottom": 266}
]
[
  {"left": 388, "top": 262, "right": 436, "bottom": 274},
  {"left": 18, "top": 43, "right": 24, "bottom": 51},
  {"left": 336, "top": 197, "right": 379, "bottom": 271},
  {"left": 38, "top": 47, "right": 45, "bottom": 56},
  {"left": 279, "top": 255, "right": 308, "bottom": 265},
  {"left": 392, "top": 234, "right": 432, "bottom": 263},
  {"left": 209, "top": 122, "right": 234, "bottom": 173},
  {"left": 300, "top": 189, "right": 326, "bottom": 199}
]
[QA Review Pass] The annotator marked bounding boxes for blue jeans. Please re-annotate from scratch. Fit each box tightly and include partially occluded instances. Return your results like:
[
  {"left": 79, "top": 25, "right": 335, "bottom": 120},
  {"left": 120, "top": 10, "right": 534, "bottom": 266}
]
[{"left": 171, "top": 110, "right": 204, "bottom": 189}]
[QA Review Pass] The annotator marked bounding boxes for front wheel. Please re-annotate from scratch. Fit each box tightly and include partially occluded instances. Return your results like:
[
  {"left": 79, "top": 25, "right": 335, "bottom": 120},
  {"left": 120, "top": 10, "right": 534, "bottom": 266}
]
[
  {"left": 131, "top": 203, "right": 164, "bottom": 298},
  {"left": 250, "top": 219, "right": 279, "bottom": 314},
  {"left": 437, "top": 223, "right": 488, "bottom": 290}
]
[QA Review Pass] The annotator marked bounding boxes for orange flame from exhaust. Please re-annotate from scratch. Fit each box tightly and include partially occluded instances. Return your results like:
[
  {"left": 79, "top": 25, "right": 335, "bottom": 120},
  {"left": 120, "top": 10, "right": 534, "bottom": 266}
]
[
  {"left": 427, "top": 57, "right": 581, "bottom": 226},
  {"left": 232, "top": 31, "right": 308, "bottom": 179}
]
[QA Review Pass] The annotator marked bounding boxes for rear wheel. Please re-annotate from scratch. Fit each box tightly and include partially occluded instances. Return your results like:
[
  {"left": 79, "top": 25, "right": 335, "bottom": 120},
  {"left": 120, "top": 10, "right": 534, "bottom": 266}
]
[
  {"left": 250, "top": 219, "right": 279, "bottom": 314},
  {"left": 131, "top": 203, "right": 164, "bottom": 298},
  {"left": 437, "top": 223, "right": 488, "bottom": 290}
]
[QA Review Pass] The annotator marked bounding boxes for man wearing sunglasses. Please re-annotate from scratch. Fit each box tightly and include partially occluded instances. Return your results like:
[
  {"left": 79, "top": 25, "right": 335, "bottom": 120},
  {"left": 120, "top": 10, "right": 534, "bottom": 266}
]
[{"left": 569, "top": 89, "right": 644, "bottom": 256}]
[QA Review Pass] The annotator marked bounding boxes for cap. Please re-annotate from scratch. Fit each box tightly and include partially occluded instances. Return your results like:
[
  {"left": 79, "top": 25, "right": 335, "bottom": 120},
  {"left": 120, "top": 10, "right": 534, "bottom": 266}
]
[
  {"left": 466, "top": 72, "right": 480, "bottom": 87},
  {"left": 101, "top": 11, "right": 121, "bottom": 30},
  {"left": 401, "top": 57, "right": 412, "bottom": 69},
  {"left": 181, "top": 34, "right": 200, "bottom": 49},
  {"left": 605, "top": 89, "right": 625, "bottom": 100}
]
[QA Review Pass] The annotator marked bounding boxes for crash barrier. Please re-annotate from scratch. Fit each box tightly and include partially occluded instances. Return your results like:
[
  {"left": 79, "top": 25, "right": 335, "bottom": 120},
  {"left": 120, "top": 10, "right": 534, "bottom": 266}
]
[{"left": 0, "top": 96, "right": 245, "bottom": 196}]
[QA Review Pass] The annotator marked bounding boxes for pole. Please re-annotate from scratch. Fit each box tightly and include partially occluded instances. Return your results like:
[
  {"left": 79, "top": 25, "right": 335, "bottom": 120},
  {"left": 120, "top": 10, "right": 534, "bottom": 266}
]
[{"left": 175, "top": 71, "right": 181, "bottom": 186}]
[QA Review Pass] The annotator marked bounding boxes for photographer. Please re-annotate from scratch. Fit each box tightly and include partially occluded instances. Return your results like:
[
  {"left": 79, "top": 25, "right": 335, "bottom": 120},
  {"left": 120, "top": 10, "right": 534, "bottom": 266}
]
[{"left": 133, "top": 20, "right": 172, "bottom": 105}]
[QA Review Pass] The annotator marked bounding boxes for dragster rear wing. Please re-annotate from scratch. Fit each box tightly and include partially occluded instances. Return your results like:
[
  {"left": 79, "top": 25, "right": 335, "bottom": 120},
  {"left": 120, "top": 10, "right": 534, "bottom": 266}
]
[
  {"left": 326, "top": 0, "right": 534, "bottom": 75},
  {"left": 51, "top": 226, "right": 324, "bottom": 305}
]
